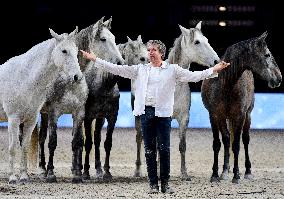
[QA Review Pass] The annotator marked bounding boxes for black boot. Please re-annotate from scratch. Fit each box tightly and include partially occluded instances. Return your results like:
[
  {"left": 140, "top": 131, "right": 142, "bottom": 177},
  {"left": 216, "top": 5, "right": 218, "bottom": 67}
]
[
  {"left": 161, "top": 182, "right": 174, "bottom": 194},
  {"left": 148, "top": 184, "right": 159, "bottom": 194}
]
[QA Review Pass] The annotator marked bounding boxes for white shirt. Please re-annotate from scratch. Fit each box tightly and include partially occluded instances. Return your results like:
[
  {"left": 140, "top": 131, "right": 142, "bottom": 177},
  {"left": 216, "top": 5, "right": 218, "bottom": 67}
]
[
  {"left": 145, "top": 66, "right": 161, "bottom": 106},
  {"left": 95, "top": 58, "right": 217, "bottom": 117}
]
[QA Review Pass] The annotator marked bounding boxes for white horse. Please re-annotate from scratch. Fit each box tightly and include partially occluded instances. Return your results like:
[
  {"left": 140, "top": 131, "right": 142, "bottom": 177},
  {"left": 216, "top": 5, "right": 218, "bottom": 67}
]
[
  {"left": 0, "top": 27, "right": 82, "bottom": 184},
  {"left": 168, "top": 21, "right": 220, "bottom": 180},
  {"left": 117, "top": 35, "right": 148, "bottom": 177}
]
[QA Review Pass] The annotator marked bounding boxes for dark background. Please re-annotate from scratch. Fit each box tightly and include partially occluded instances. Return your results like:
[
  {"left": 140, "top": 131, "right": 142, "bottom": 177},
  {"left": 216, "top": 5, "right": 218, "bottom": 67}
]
[{"left": 0, "top": 0, "right": 282, "bottom": 93}]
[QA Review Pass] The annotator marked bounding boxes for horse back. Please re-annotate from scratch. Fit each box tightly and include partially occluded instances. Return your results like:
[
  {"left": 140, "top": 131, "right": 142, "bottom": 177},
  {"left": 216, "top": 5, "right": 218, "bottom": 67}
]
[{"left": 201, "top": 70, "right": 254, "bottom": 118}]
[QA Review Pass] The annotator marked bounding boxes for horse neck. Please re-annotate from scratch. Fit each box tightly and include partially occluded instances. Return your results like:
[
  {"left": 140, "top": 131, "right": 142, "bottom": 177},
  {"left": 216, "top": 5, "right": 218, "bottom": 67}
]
[
  {"left": 168, "top": 36, "right": 191, "bottom": 68},
  {"left": 29, "top": 39, "right": 61, "bottom": 97},
  {"left": 219, "top": 45, "right": 250, "bottom": 89}
]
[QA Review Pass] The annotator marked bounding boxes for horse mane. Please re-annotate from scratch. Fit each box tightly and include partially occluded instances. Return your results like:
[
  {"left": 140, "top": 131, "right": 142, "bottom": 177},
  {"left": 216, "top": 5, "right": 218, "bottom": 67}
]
[
  {"left": 168, "top": 35, "right": 182, "bottom": 64},
  {"left": 219, "top": 39, "right": 253, "bottom": 86},
  {"left": 76, "top": 25, "right": 94, "bottom": 71},
  {"left": 168, "top": 28, "right": 201, "bottom": 66}
]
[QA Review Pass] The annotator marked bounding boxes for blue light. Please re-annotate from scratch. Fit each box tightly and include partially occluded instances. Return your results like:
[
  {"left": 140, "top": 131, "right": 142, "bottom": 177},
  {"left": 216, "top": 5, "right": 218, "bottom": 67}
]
[{"left": 1, "top": 92, "right": 283, "bottom": 129}]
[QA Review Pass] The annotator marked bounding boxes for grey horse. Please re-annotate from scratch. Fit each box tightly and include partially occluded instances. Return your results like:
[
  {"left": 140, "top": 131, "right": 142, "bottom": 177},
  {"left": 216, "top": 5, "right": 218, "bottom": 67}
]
[{"left": 117, "top": 35, "right": 148, "bottom": 177}]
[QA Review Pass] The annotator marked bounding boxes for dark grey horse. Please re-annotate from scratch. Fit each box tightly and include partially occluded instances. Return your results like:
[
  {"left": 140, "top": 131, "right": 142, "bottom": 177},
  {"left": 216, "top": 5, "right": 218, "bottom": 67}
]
[
  {"left": 201, "top": 32, "right": 282, "bottom": 183},
  {"left": 82, "top": 17, "right": 124, "bottom": 180}
]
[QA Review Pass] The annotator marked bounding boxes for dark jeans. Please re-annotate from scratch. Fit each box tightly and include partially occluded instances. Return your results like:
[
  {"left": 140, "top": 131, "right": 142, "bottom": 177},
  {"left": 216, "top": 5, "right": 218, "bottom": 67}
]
[{"left": 141, "top": 106, "right": 172, "bottom": 186}]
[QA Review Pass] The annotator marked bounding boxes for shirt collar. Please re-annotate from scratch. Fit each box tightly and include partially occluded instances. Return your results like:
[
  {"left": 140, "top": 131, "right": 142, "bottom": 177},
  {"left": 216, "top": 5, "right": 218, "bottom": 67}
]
[{"left": 147, "top": 61, "right": 168, "bottom": 69}]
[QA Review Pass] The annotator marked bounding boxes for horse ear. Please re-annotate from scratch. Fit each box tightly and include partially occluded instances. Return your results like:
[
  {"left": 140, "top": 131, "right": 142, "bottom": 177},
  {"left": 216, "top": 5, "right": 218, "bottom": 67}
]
[
  {"left": 69, "top": 26, "right": 78, "bottom": 39},
  {"left": 103, "top": 16, "right": 112, "bottom": 30},
  {"left": 49, "top": 28, "right": 64, "bottom": 41},
  {"left": 195, "top": 21, "right": 202, "bottom": 31},
  {"left": 97, "top": 17, "right": 105, "bottom": 32},
  {"left": 137, "top": 35, "right": 143, "bottom": 43},
  {"left": 179, "top": 24, "right": 188, "bottom": 35},
  {"left": 99, "top": 16, "right": 105, "bottom": 23},
  {"left": 127, "top": 36, "right": 132, "bottom": 42},
  {"left": 259, "top": 31, "right": 268, "bottom": 40}
]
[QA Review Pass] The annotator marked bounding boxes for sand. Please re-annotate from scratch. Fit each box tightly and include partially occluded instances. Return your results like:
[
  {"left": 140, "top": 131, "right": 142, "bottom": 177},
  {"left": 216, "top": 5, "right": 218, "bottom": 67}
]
[{"left": 0, "top": 127, "right": 283, "bottom": 198}]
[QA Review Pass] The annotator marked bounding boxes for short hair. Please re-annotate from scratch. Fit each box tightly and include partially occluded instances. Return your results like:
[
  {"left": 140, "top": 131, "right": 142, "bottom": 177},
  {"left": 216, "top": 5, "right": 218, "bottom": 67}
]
[{"left": 146, "top": 40, "right": 166, "bottom": 59}]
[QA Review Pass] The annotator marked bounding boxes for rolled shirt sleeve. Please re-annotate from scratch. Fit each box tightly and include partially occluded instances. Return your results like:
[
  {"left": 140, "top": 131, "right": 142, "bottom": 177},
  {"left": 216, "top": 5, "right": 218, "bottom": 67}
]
[{"left": 94, "top": 58, "right": 138, "bottom": 79}]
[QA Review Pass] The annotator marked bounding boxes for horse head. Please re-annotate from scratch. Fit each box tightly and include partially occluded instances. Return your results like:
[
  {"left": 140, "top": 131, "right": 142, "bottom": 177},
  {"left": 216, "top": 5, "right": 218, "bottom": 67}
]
[
  {"left": 49, "top": 27, "right": 82, "bottom": 83},
  {"left": 249, "top": 32, "right": 282, "bottom": 88},
  {"left": 90, "top": 16, "right": 124, "bottom": 64},
  {"left": 177, "top": 21, "right": 220, "bottom": 67},
  {"left": 118, "top": 35, "right": 148, "bottom": 65}
]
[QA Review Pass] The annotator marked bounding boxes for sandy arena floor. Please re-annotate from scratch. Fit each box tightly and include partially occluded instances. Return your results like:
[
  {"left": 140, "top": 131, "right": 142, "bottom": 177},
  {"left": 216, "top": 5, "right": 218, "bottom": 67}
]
[{"left": 0, "top": 127, "right": 283, "bottom": 198}]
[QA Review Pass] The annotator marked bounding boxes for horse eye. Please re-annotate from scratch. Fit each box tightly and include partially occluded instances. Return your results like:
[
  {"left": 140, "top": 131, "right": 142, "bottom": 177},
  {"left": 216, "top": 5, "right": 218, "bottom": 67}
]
[
  {"left": 100, "top": 38, "right": 106, "bottom": 42},
  {"left": 62, "top": 50, "right": 67, "bottom": 54},
  {"left": 265, "top": 54, "right": 270, "bottom": 58},
  {"left": 194, "top": 40, "right": 200, "bottom": 45}
]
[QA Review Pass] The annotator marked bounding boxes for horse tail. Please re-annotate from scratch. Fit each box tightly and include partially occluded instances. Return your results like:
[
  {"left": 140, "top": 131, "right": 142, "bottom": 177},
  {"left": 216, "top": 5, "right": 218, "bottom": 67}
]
[{"left": 29, "top": 123, "right": 39, "bottom": 170}]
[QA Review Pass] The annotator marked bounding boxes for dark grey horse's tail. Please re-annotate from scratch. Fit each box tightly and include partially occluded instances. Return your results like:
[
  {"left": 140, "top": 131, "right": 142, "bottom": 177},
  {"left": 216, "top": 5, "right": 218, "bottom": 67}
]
[{"left": 29, "top": 124, "right": 39, "bottom": 170}]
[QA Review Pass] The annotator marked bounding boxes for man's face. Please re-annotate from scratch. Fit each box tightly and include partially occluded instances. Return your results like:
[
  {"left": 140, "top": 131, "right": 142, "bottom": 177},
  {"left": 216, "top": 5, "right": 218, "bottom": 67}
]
[{"left": 147, "top": 44, "right": 162, "bottom": 62}]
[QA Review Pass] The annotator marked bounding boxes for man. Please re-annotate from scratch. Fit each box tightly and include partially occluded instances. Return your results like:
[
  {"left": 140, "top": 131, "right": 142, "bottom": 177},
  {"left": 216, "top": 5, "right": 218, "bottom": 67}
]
[{"left": 80, "top": 40, "right": 229, "bottom": 194}]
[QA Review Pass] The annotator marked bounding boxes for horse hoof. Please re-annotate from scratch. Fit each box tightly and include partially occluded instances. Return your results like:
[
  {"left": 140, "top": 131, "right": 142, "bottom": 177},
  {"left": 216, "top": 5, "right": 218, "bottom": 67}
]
[
  {"left": 82, "top": 172, "right": 91, "bottom": 180},
  {"left": 38, "top": 172, "right": 47, "bottom": 180},
  {"left": 210, "top": 176, "right": 220, "bottom": 183},
  {"left": 8, "top": 179, "right": 17, "bottom": 185},
  {"left": 96, "top": 171, "right": 104, "bottom": 179},
  {"left": 181, "top": 174, "right": 191, "bottom": 181},
  {"left": 19, "top": 178, "right": 30, "bottom": 185},
  {"left": 72, "top": 177, "right": 83, "bottom": 183},
  {"left": 244, "top": 173, "right": 253, "bottom": 180},
  {"left": 103, "top": 172, "right": 113, "bottom": 181},
  {"left": 232, "top": 177, "right": 240, "bottom": 184},
  {"left": 46, "top": 175, "right": 57, "bottom": 183},
  {"left": 133, "top": 170, "right": 142, "bottom": 178},
  {"left": 8, "top": 175, "right": 18, "bottom": 184},
  {"left": 220, "top": 172, "right": 229, "bottom": 181}
]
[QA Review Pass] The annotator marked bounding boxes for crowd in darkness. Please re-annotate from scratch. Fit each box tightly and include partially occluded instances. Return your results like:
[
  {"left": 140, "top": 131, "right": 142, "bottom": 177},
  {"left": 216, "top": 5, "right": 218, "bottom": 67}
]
[{"left": 0, "top": 0, "right": 282, "bottom": 92}]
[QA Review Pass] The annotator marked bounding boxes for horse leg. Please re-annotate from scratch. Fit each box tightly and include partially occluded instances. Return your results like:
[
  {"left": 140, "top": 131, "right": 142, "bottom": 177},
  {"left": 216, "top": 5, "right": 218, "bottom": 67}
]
[
  {"left": 94, "top": 118, "right": 104, "bottom": 179},
  {"left": 177, "top": 117, "right": 191, "bottom": 181},
  {"left": 82, "top": 117, "right": 93, "bottom": 180},
  {"left": 243, "top": 113, "right": 253, "bottom": 180},
  {"left": 38, "top": 113, "right": 48, "bottom": 179},
  {"left": 134, "top": 115, "right": 143, "bottom": 177},
  {"left": 103, "top": 115, "right": 117, "bottom": 180},
  {"left": 29, "top": 123, "right": 39, "bottom": 171},
  {"left": 219, "top": 121, "right": 230, "bottom": 180},
  {"left": 209, "top": 114, "right": 221, "bottom": 182},
  {"left": 46, "top": 113, "right": 58, "bottom": 183},
  {"left": 19, "top": 116, "right": 38, "bottom": 184},
  {"left": 8, "top": 116, "right": 21, "bottom": 184},
  {"left": 231, "top": 117, "right": 245, "bottom": 184},
  {"left": 71, "top": 110, "right": 84, "bottom": 183}
]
